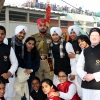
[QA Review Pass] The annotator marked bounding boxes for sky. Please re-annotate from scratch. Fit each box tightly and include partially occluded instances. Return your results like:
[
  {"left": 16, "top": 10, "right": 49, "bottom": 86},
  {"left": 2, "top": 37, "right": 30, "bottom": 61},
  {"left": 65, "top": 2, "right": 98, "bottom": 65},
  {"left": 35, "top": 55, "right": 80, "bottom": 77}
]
[{"left": 4, "top": 0, "right": 100, "bottom": 12}]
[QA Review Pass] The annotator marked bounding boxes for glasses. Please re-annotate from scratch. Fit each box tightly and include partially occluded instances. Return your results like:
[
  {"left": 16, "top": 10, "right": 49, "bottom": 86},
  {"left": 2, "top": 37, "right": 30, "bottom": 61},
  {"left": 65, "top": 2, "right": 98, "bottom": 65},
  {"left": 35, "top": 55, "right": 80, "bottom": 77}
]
[{"left": 58, "top": 75, "right": 67, "bottom": 78}]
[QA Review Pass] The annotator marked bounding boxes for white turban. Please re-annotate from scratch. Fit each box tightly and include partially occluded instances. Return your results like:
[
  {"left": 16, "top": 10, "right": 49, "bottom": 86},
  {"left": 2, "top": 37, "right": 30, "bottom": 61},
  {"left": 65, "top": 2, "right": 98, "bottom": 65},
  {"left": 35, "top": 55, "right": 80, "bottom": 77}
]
[
  {"left": 68, "top": 25, "right": 79, "bottom": 36},
  {"left": 15, "top": 25, "right": 28, "bottom": 35},
  {"left": 50, "top": 27, "right": 62, "bottom": 36}
]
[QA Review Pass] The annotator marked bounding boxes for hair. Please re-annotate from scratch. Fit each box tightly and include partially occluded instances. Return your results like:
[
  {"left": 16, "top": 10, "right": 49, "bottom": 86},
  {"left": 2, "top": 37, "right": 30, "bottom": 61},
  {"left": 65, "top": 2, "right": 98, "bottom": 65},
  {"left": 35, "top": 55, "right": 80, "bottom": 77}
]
[
  {"left": 0, "top": 80, "right": 5, "bottom": 85},
  {"left": 23, "top": 37, "right": 39, "bottom": 67},
  {"left": 0, "top": 25, "right": 6, "bottom": 34},
  {"left": 89, "top": 27, "right": 100, "bottom": 37},
  {"left": 78, "top": 35, "right": 91, "bottom": 46},
  {"left": 57, "top": 70, "right": 68, "bottom": 76},
  {"left": 31, "top": 77, "right": 40, "bottom": 83},
  {"left": 41, "top": 79, "right": 58, "bottom": 91}
]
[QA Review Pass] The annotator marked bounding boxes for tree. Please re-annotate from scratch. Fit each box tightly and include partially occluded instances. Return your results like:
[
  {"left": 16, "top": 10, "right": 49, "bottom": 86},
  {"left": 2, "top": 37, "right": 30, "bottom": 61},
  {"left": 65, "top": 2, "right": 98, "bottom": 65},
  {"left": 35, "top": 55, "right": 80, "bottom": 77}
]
[{"left": 0, "top": 0, "right": 5, "bottom": 13}]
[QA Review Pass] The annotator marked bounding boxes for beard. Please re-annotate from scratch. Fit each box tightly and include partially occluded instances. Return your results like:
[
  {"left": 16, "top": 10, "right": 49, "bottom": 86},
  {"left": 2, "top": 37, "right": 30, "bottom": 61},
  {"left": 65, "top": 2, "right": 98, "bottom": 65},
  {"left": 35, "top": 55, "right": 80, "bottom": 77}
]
[{"left": 39, "top": 29, "right": 47, "bottom": 34}]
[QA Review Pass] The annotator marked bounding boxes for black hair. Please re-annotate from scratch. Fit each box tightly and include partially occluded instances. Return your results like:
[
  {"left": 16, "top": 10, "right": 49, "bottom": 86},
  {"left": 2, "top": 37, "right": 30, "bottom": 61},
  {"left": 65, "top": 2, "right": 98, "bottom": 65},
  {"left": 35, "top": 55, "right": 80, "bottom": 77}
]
[
  {"left": 23, "top": 37, "right": 39, "bottom": 67},
  {"left": 31, "top": 77, "right": 40, "bottom": 83},
  {"left": 41, "top": 79, "right": 58, "bottom": 91},
  {"left": 0, "top": 25, "right": 6, "bottom": 34},
  {"left": 0, "top": 80, "right": 5, "bottom": 85},
  {"left": 89, "top": 27, "right": 100, "bottom": 37},
  {"left": 78, "top": 35, "right": 91, "bottom": 46},
  {"left": 57, "top": 70, "right": 68, "bottom": 76}
]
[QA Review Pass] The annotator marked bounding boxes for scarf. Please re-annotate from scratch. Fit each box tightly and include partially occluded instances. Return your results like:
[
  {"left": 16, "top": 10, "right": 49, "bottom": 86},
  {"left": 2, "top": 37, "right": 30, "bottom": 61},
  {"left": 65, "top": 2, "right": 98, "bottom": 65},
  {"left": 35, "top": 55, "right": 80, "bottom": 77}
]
[
  {"left": 11, "top": 35, "right": 24, "bottom": 58},
  {"left": 48, "top": 38, "right": 65, "bottom": 58}
]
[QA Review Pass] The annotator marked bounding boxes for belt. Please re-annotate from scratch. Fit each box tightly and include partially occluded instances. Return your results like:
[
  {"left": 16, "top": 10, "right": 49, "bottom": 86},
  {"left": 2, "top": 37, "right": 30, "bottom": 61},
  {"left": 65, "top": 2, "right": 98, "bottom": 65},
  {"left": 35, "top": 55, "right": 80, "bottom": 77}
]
[{"left": 40, "top": 54, "right": 48, "bottom": 60}]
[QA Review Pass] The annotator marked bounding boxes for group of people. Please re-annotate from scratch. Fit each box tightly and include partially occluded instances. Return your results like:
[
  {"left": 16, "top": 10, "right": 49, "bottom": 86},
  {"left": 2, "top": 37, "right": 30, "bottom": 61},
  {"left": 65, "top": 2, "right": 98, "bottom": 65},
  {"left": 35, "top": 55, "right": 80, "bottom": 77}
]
[{"left": 0, "top": 16, "right": 100, "bottom": 100}]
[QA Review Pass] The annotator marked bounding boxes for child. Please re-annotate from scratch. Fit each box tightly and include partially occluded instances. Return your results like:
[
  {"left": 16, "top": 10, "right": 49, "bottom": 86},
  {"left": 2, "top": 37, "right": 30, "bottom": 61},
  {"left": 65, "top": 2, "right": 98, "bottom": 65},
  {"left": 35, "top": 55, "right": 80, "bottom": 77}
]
[
  {"left": 78, "top": 35, "right": 90, "bottom": 49},
  {"left": 41, "top": 79, "right": 61, "bottom": 100},
  {"left": 49, "top": 70, "right": 81, "bottom": 100},
  {"left": 0, "top": 80, "right": 5, "bottom": 100},
  {"left": 30, "top": 77, "right": 47, "bottom": 100}
]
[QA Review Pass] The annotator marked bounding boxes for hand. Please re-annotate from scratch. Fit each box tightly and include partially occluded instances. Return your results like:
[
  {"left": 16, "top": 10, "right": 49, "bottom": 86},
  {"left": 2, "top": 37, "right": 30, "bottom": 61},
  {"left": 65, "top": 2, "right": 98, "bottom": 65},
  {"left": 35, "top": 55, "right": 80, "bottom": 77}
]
[
  {"left": 24, "top": 69, "right": 31, "bottom": 75},
  {"left": 84, "top": 74, "right": 94, "bottom": 82},
  {"left": 49, "top": 92, "right": 60, "bottom": 98},
  {"left": 69, "top": 74, "right": 75, "bottom": 80},
  {"left": 68, "top": 52, "right": 75, "bottom": 58},
  {"left": 1, "top": 71, "right": 12, "bottom": 79}
]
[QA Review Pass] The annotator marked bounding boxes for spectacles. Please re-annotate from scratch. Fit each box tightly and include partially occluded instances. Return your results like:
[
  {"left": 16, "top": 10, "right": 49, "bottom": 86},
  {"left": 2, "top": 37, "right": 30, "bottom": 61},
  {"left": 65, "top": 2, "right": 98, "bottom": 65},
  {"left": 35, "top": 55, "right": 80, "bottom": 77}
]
[{"left": 58, "top": 75, "right": 67, "bottom": 78}]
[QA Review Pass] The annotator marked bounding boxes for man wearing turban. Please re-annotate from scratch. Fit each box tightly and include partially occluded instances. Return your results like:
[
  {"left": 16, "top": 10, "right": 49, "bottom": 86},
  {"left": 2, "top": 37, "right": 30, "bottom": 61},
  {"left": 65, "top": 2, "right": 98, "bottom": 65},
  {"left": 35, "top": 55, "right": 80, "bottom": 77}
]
[
  {"left": 3, "top": 25, "right": 28, "bottom": 100},
  {"left": 31, "top": 18, "right": 53, "bottom": 81},
  {"left": 49, "top": 27, "right": 76, "bottom": 86}
]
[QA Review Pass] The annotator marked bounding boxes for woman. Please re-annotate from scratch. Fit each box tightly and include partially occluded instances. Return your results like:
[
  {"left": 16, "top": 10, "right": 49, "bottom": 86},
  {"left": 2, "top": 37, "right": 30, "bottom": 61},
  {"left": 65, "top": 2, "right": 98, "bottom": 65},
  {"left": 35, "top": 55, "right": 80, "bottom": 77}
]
[
  {"left": 0, "top": 80, "right": 5, "bottom": 100},
  {"left": 49, "top": 70, "right": 81, "bottom": 100},
  {"left": 14, "top": 37, "right": 40, "bottom": 100},
  {"left": 41, "top": 79, "right": 61, "bottom": 100},
  {"left": 78, "top": 35, "right": 90, "bottom": 49}
]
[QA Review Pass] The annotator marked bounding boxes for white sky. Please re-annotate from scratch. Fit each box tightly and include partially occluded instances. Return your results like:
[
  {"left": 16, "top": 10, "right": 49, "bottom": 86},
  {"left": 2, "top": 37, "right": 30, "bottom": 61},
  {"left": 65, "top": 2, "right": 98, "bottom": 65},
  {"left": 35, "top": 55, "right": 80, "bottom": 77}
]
[{"left": 4, "top": 0, "right": 100, "bottom": 12}]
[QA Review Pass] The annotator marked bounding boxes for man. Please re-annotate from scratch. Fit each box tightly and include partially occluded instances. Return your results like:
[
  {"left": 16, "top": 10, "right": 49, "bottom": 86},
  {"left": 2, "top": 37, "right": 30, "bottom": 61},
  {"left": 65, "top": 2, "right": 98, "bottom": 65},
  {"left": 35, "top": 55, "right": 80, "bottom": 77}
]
[
  {"left": 49, "top": 27, "right": 76, "bottom": 86},
  {"left": 3, "top": 25, "right": 28, "bottom": 100},
  {"left": 68, "top": 25, "right": 81, "bottom": 60},
  {"left": 68, "top": 25, "right": 82, "bottom": 98},
  {"left": 0, "top": 25, "right": 18, "bottom": 100},
  {"left": 31, "top": 18, "right": 52, "bottom": 81},
  {"left": 76, "top": 27, "right": 100, "bottom": 100}
]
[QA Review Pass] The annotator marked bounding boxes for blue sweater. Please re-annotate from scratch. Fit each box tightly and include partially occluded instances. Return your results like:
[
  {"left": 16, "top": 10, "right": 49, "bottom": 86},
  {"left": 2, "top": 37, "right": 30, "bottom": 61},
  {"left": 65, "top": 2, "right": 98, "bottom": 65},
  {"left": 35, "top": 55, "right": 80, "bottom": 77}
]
[{"left": 18, "top": 52, "right": 40, "bottom": 77}]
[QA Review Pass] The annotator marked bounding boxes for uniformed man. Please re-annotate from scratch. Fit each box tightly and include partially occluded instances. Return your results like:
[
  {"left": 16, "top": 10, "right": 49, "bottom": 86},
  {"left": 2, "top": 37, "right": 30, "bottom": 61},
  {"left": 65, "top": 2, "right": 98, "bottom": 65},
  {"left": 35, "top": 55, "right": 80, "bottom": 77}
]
[{"left": 31, "top": 18, "right": 53, "bottom": 81}]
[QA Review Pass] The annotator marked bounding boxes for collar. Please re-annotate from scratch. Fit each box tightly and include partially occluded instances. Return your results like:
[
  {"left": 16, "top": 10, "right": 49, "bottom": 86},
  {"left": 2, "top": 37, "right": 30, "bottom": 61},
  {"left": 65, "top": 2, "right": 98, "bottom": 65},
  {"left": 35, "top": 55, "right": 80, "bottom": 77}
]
[{"left": 37, "top": 33, "right": 50, "bottom": 37}]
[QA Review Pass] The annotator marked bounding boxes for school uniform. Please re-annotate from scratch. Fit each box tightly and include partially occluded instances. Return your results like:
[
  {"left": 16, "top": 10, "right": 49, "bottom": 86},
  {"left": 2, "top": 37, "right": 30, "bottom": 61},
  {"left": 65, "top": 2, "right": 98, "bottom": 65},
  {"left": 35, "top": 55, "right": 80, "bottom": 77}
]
[{"left": 76, "top": 43, "right": 100, "bottom": 100}]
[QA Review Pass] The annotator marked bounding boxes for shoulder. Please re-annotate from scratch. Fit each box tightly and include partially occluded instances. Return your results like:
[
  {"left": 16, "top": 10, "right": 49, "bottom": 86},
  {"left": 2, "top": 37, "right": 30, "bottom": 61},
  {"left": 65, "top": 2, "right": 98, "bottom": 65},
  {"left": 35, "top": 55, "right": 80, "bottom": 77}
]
[{"left": 31, "top": 33, "right": 39, "bottom": 38}]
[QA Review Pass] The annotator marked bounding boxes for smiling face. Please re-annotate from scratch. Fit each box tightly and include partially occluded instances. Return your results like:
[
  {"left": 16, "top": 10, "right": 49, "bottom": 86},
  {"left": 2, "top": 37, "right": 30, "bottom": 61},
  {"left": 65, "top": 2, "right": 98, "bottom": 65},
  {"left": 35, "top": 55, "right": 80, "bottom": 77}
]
[
  {"left": 58, "top": 71, "right": 67, "bottom": 84},
  {"left": 0, "top": 83, "right": 5, "bottom": 98},
  {"left": 90, "top": 31, "right": 100, "bottom": 45},
  {"left": 31, "top": 79, "right": 40, "bottom": 91},
  {"left": 70, "top": 29, "right": 77, "bottom": 40},
  {"left": 16, "top": 29, "right": 26, "bottom": 41},
  {"left": 42, "top": 82, "right": 53, "bottom": 94},
  {"left": 78, "top": 39, "right": 89, "bottom": 49}
]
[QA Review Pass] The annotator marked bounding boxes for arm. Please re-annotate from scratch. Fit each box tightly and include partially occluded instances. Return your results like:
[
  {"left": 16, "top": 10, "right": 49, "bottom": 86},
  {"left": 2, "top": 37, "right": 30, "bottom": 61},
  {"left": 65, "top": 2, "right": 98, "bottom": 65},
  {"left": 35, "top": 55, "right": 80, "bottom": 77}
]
[
  {"left": 65, "top": 42, "right": 77, "bottom": 75},
  {"left": 59, "top": 84, "right": 76, "bottom": 100},
  {"left": 50, "top": 84, "right": 76, "bottom": 100},
  {"left": 9, "top": 47, "right": 18, "bottom": 75},
  {"left": 76, "top": 50, "right": 87, "bottom": 80},
  {"left": 33, "top": 56, "right": 40, "bottom": 72}
]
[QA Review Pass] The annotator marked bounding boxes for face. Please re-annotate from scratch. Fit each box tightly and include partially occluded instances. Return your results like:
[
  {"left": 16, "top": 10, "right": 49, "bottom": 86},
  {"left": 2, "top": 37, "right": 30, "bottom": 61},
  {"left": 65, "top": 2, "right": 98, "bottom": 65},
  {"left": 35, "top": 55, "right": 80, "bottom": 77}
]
[
  {"left": 58, "top": 71, "right": 67, "bottom": 84},
  {"left": 0, "top": 83, "right": 5, "bottom": 98},
  {"left": 0, "top": 29, "right": 6, "bottom": 43},
  {"left": 78, "top": 39, "right": 88, "bottom": 49},
  {"left": 70, "top": 30, "right": 77, "bottom": 40},
  {"left": 38, "top": 23, "right": 48, "bottom": 34},
  {"left": 90, "top": 32, "right": 100, "bottom": 45},
  {"left": 51, "top": 32, "right": 60, "bottom": 42},
  {"left": 16, "top": 29, "right": 26, "bottom": 41},
  {"left": 26, "top": 40, "right": 35, "bottom": 52},
  {"left": 42, "top": 82, "right": 53, "bottom": 94},
  {"left": 31, "top": 79, "right": 40, "bottom": 91}
]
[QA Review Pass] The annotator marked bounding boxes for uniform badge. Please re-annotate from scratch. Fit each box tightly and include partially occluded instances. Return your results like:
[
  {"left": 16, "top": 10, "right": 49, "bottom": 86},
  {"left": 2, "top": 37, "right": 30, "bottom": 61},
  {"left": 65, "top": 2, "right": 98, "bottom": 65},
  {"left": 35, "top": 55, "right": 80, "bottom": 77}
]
[
  {"left": 46, "top": 39, "right": 52, "bottom": 43},
  {"left": 96, "top": 59, "right": 100, "bottom": 66},
  {"left": 4, "top": 55, "right": 7, "bottom": 61},
  {"left": 76, "top": 50, "right": 79, "bottom": 54}
]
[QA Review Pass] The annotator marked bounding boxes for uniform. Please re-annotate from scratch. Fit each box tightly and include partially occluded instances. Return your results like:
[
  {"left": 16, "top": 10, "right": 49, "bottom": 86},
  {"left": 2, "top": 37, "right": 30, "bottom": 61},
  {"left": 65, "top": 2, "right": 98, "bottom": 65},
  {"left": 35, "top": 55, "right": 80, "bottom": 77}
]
[{"left": 32, "top": 33, "right": 52, "bottom": 81}]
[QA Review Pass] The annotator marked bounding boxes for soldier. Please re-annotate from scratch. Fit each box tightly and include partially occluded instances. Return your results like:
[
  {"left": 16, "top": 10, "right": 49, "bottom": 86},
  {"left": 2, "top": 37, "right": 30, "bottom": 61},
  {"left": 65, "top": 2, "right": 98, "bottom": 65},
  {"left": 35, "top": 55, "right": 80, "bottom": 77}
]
[{"left": 31, "top": 18, "right": 53, "bottom": 81}]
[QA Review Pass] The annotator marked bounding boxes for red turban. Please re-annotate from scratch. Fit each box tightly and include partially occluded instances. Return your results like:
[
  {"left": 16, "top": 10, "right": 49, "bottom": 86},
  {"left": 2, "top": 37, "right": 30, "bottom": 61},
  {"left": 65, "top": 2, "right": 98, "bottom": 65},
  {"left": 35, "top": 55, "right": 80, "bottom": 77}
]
[{"left": 37, "top": 18, "right": 50, "bottom": 27}]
